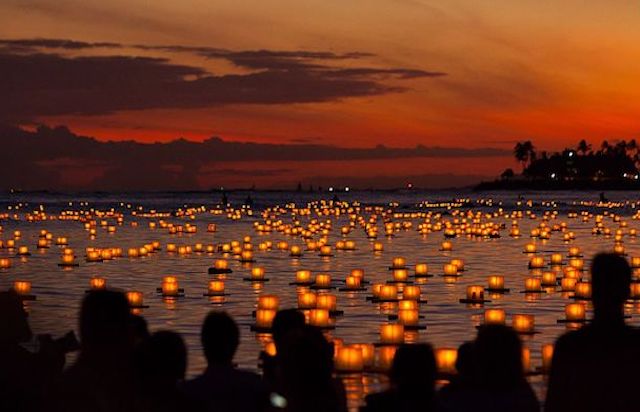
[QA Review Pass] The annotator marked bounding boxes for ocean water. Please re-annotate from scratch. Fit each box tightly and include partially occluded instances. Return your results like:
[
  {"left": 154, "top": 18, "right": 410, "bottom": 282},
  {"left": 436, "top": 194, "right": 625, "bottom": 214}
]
[{"left": 1, "top": 189, "right": 639, "bottom": 409}]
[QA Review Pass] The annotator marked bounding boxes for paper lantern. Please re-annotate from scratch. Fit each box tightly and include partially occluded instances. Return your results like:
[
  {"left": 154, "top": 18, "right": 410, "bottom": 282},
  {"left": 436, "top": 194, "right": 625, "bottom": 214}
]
[
  {"left": 561, "top": 277, "right": 578, "bottom": 291},
  {"left": 345, "top": 276, "right": 362, "bottom": 290},
  {"left": 568, "top": 258, "right": 584, "bottom": 270},
  {"left": 258, "top": 294, "right": 279, "bottom": 311},
  {"left": 512, "top": 314, "right": 535, "bottom": 333},
  {"left": 415, "top": 263, "right": 429, "bottom": 277},
  {"left": 295, "top": 270, "right": 313, "bottom": 284},
  {"left": 484, "top": 309, "right": 506, "bottom": 325},
  {"left": 161, "top": 276, "right": 179, "bottom": 297},
  {"left": 17, "top": 246, "right": 30, "bottom": 256},
  {"left": 574, "top": 282, "right": 592, "bottom": 299},
  {"left": 550, "top": 253, "right": 563, "bottom": 265},
  {"left": 630, "top": 283, "right": 640, "bottom": 300},
  {"left": 316, "top": 294, "right": 337, "bottom": 311},
  {"left": 435, "top": 348, "right": 458, "bottom": 375},
  {"left": 126, "top": 291, "right": 144, "bottom": 308},
  {"left": 440, "top": 241, "right": 453, "bottom": 251},
  {"left": 392, "top": 269, "right": 409, "bottom": 282},
  {"left": 541, "top": 272, "right": 557, "bottom": 287},
  {"left": 298, "top": 292, "right": 317, "bottom": 309},
  {"left": 450, "top": 259, "right": 464, "bottom": 271},
  {"left": 255, "top": 309, "right": 276, "bottom": 329},
  {"left": 529, "top": 256, "right": 545, "bottom": 269},
  {"left": 487, "top": 275, "right": 505, "bottom": 290},
  {"left": 402, "top": 285, "right": 421, "bottom": 300},
  {"left": 208, "top": 280, "right": 225, "bottom": 295},
  {"left": 380, "top": 324, "right": 404, "bottom": 344},
  {"left": 319, "top": 246, "right": 333, "bottom": 256},
  {"left": 378, "top": 285, "right": 398, "bottom": 301},
  {"left": 631, "top": 257, "right": 640, "bottom": 269},
  {"left": 335, "top": 345, "right": 364, "bottom": 372},
  {"left": 13, "top": 280, "right": 31, "bottom": 295},
  {"left": 565, "top": 303, "right": 586, "bottom": 321},
  {"left": 240, "top": 250, "right": 254, "bottom": 263},
  {"left": 308, "top": 309, "right": 331, "bottom": 328},
  {"left": 290, "top": 245, "right": 302, "bottom": 257},
  {"left": 351, "top": 269, "right": 365, "bottom": 280},
  {"left": 524, "top": 243, "right": 537, "bottom": 253},
  {"left": 521, "top": 347, "right": 531, "bottom": 372},
  {"left": 397, "top": 309, "right": 419, "bottom": 326},
  {"left": 443, "top": 264, "right": 458, "bottom": 276},
  {"left": 0, "top": 258, "right": 11, "bottom": 269},
  {"left": 314, "top": 274, "right": 332, "bottom": 288},
  {"left": 524, "top": 277, "right": 542, "bottom": 293},
  {"left": 375, "top": 346, "right": 397, "bottom": 371},
  {"left": 373, "top": 242, "right": 384, "bottom": 252},
  {"left": 568, "top": 247, "right": 581, "bottom": 257},
  {"left": 353, "top": 343, "right": 375, "bottom": 367},
  {"left": 391, "top": 257, "right": 406, "bottom": 269},
  {"left": 90, "top": 277, "right": 106, "bottom": 291},
  {"left": 250, "top": 267, "right": 266, "bottom": 281}
]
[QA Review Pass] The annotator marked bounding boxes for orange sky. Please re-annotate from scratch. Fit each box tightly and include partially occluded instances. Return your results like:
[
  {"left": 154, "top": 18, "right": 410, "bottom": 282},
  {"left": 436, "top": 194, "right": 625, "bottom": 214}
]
[{"left": 1, "top": 1, "right": 640, "bottom": 188}]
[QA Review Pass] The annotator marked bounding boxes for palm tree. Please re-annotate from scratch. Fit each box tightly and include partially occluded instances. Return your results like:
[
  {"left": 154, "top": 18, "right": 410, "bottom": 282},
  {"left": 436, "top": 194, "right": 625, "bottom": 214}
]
[
  {"left": 577, "top": 139, "right": 591, "bottom": 155},
  {"left": 600, "top": 140, "right": 610, "bottom": 155},
  {"left": 513, "top": 141, "right": 536, "bottom": 171}
]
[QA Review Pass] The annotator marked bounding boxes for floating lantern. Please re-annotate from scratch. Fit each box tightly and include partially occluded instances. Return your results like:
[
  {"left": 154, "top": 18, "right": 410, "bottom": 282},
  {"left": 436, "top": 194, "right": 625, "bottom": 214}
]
[
  {"left": 443, "top": 263, "right": 459, "bottom": 276},
  {"left": 461, "top": 285, "right": 487, "bottom": 303},
  {"left": 209, "top": 259, "right": 232, "bottom": 274},
  {"left": 568, "top": 247, "right": 581, "bottom": 257},
  {"left": 392, "top": 269, "right": 409, "bottom": 283},
  {"left": 56, "top": 237, "right": 68, "bottom": 246},
  {"left": 371, "top": 283, "right": 384, "bottom": 299},
  {"left": 37, "top": 238, "right": 49, "bottom": 249},
  {"left": 13, "top": 280, "right": 32, "bottom": 296},
  {"left": 335, "top": 345, "right": 364, "bottom": 373},
  {"left": 86, "top": 250, "right": 101, "bottom": 262},
  {"left": 397, "top": 309, "right": 419, "bottom": 326},
  {"left": 391, "top": 257, "right": 406, "bottom": 269},
  {"left": 614, "top": 244, "right": 626, "bottom": 255},
  {"left": 240, "top": 250, "right": 254, "bottom": 263},
  {"left": 126, "top": 291, "right": 145, "bottom": 308},
  {"left": 128, "top": 248, "right": 139, "bottom": 258},
  {"left": 295, "top": 270, "right": 313, "bottom": 285},
  {"left": 308, "top": 309, "right": 332, "bottom": 328},
  {"left": 541, "top": 272, "right": 557, "bottom": 287},
  {"left": 166, "top": 244, "right": 177, "bottom": 253},
  {"left": 512, "top": 314, "right": 535, "bottom": 334},
  {"left": 631, "top": 257, "right": 640, "bottom": 269},
  {"left": 379, "top": 324, "right": 404, "bottom": 345},
  {"left": 373, "top": 242, "right": 384, "bottom": 252},
  {"left": 550, "top": 253, "right": 563, "bottom": 265},
  {"left": 440, "top": 241, "right": 453, "bottom": 251},
  {"left": 289, "top": 245, "right": 302, "bottom": 257},
  {"left": 258, "top": 295, "right": 279, "bottom": 311},
  {"left": 207, "top": 280, "right": 226, "bottom": 296},
  {"left": 486, "top": 275, "right": 506, "bottom": 291},
  {"left": 247, "top": 266, "right": 266, "bottom": 281},
  {"left": 484, "top": 309, "right": 506, "bottom": 325},
  {"left": 344, "top": 240, "right": 356, "bottom": 251},
  {"left": 630, "top": 283, "right": 640, "bottom": 300},
  {"left": 524, "top": 243, "right": 537, "bottom": 253},
  {"left": 529, "top": 256, "right": 545, "bottom": 269},
  {"left": 6, "top": 239, "right": 15, "bottom": 249},
  {"left": 254, "top": 309, "right": 276, "bottom": 330},
  {"left": 568, "top": 258, "right": 584, "bottom": 270},
  {"left": 378, "top": 285, "right": 398, "bottom": 301},
  {"left": 319, "top": 246, "right": 333, "bottom": 257},
  {"left": 90, "top": 277, "right": 106, "bottom": 291},
  {"left": 314, "top": 274, "right": 332, "bottom": 288},
  {"left": 351, "top": 269, "right": 365, "bottom": 280},
  {"left": 524, "top": 277, "right": 542, "bottom": 293},
  {"left": 402, "top": 285, "right": 422, "bottom": 300},
  {"left": 450, "top": 259, "right": 464, "bottom": 271},
  {"left": 343, "top": 276, "right": 363, "bottom": 291},
  {"left": 298, "top": 292, "right": 317, "bottom": 309},
  {"left": 398, "top": 300, "right": 419, "bottom": 311},
  {"left": 375, "top": 346, "right": 397, "bottom": 371},
  {"left": 564, "top": 303, "right": 586, "bottom": 322},
  {"left": 161, "top": 276, "right": 180, "bottom": 297},
  {"left": 435, "top": 348, "right": 458, "bottom": 375},
  {"left": 0, "top": 258, "right": 11, "bottom": 269},
  {"left": 574, "top": 282, "right": 592, "bottom": 300},
  {"left": 541, "top": 344, "right": 554, "bottom": 374},
  {"left": 414, "top": 263, "right": 429, "bottom": 277},
  {"left": 561, "top": 277, "right": 578, "bottom": 292},
  {"left": 316, "top": 294, "right": 337, "bottom": 311},
  {"left": 17, "top": 246, "right": 30, "bottom": 256}
]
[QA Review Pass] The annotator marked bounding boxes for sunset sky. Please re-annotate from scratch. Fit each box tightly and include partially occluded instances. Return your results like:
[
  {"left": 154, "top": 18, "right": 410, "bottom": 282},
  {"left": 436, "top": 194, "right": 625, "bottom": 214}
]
[{"left": 1, "top": 1, "right": 640, "bottom": 189}]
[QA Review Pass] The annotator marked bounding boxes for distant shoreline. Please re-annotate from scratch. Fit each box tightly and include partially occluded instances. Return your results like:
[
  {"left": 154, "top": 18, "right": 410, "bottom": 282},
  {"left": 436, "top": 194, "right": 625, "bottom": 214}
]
[{"left": 474, "top": 179, "right": 640, "bottom": 191}]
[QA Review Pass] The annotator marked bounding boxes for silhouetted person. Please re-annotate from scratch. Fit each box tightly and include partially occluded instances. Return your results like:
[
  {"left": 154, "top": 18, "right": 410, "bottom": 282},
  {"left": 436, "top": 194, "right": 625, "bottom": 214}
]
[
  {"left": 472, "top": 325, "right": 538, "bottom": 412},
  {"left": 361, "top": 344, "right": 437, "bottom": 412},
  {"left": 546, "top": 253, "right": 640, "bottom": 412},
  {"left": 134, "top": 331, "right": 201, "bottom": 412},
  {"left": 0, "top": 289, "right": 67, "bottom": 412},
  {"left": 51, "top": 290, "right": 137, "bottom": 412},
  {"left": 261, "top": 309, "right": 306, "bottom": 386},
  {"left": 276, "top": 325, "right": 347, "bottom": 412},
  {"left": 182, "top": 311, "right": 269, "bottom": 412},
  {"left": 437, "top": 341, "right": 475, "bottom": 406},
  {"left": 130, "top": 313, "right": 150, "bottom": 347}
]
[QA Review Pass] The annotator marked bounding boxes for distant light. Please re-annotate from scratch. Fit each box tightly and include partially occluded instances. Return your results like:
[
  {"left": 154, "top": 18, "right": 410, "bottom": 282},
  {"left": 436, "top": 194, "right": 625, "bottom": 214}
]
[
  {"left": 345, "top": 187, "right": 350, "bottom": 192},
  {"left": 407, "top": 183, "right": 413, "bottom": 189},
  {"left": 551, "top": 173, "right": 556, "bottom": 179},
  {"left": 329, "top": 187, "right": 334, "bottom": 192},
  {"left": 568, "top": 151, "right": 574, "bottom": 157}
]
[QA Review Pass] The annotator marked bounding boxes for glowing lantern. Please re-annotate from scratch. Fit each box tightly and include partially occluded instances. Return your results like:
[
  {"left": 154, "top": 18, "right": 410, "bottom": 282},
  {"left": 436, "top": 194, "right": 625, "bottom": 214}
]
[
  {"left": 298, "top": 292, "right": 317, "bottom": 309},
  {"left": 335, "top": 345, "right": 364, "bottom": 372},
  {"left": 207, "top": 280, "right": 225, "bottom": 296},
  {"left": 17, "top": 246, "right": 30, "bottom": 256},
  {"left": 561, "top": 277, "right": 578, "bottom": 291},
  {"left": 550, "top": 253, "right": 563, "bottom": 265},
  {"left": 392, "top": 269, "right": 409, "bottom": 282},
  {"left": 541, "top": 344, "right": 554, "bottom": 373},
  {"left": 440, "top": 241, "right": 453, "bottom": 251},
  {"left": 215, "top": 260, "right": 229, "bottom": 270},
  {"left": 258, "top": 295, "right": 279, "bottom": 311},
  {"left": 316, "top": 294, "right": 337, "bottom": 311},
  {"left": 375, "top": 346, "right": 397, "bottom": 371},
  {"left": 524, "top": 277, "right": 542, "bottom": 293},
  {"left": 128, "top": 248, "right": 139, "bottom": 258},
  {"left": 161, "top": 276, "right": 180, "bottom": 297},
  {"left": 568, "top": 258, "right": 584, "bottom": 270},
  {"left": 308, "top": 309, "right": 331, "bottom": 328},
  {"left": 0, "top": 258, "right": 11, "bottom": 269},
  {"left": 484, "top": 309, "right": 506, "bottom": 325},
  {"left": 315, "top": 274, "right": 332, "bottom": 288},
  {"left": 542, "top": 272, "right": 557, "bottom": 287},
  {"left": 391, "top": 257, "right": 406, "bottom": 269},
  {"left": 443, "top": 264, "right": 458, "bottom": 276},
  {"left": 319, "top": 246, "right": 333, "bottom": 256},
  {"left": 512, "top": 314, "right": 535, "bottom": 333},
  {"left": 630, "top": 283, "right": 640, "bottom": 300},
  {"left": 90, "top": 277, "right": 106, "bottom": 291},
  {"left": 240, "top": 250, "right": 254, "bottom": 263},
  {"left": 255, "top": 309, "right": 276, "bottom": 329},
  {"left": 414, "top": 263, "right": 429, "bottom": 277},
  {"left": 435, "top": 348, "right": 458, "bottom": 375},
  {"left": 565, "top": 303, "right": 586, "bottom": 322},
  {"left": 250, "top": 266, "right": 266, "bottom": 281},
  {"left": 631, "top": 257, "right": 640, "bottom": 269},
  {"left": 380, "top": 324, "right": 404, "bottom": 345},
  {"left": 13, "top": 280, "right": 32, "bottom": 295},
  {"left": 450, "top": 259, "right": 464, "bottom": 271},
  {"left": 529, "top": 256, "right": 545, "bottom": 269},
  {"left": 371, "top": 283, "right": 384, "bottom": 299},
  {"left": 402, "top": 285, "right": 422, "bottom": 300},
  {"left": 126, "top": 291, "right": 144, "bottom": 308},
  {"left": 86, "top": 250, "right": 101, "bottom": 262},
  {"left": 568, "top": 247, "right": 581, "bottom": 257},
  {"left": 524, "top": 243, "right": 537, "bottom": 253},
  {"left": 345, "top": 276, "right": 362, "bottom": 290},
  {"left": 487, "top": 275, "right": 505, "bottom": 290},
  {"left": 373, "top": 242, "right": 384, "bottom": 252},
  {"left": 378, "top": 285, "right": 398, "bottom": 301},
  {"left": 397, "top": 309, "right": 419, "bottom": 326},
  {"left": 37, "top": 238, "right": 49, "bottom": 249},
  {"left": 574, "top": 282, "right": 592, "bottom": 299},
  {"left": 614, "top": 244, "right": 626, "bottom": 255},
  {"left": 464, "top": 285, "right": 485, "bottom": 302},
  {"left": 295, "top": 270, "right": 313, "bottom": 285}
]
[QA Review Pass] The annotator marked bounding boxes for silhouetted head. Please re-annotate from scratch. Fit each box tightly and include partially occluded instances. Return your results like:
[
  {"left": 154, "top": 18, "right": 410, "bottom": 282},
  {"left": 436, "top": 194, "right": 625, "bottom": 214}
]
[
  {"left": 201, "top": 311, "right": 238, "bottom": 366},
  {"left": 137, "top": 331, "right": 187, "bottom": 386},
  {"left": 0, "top": 289, "right": 31, "bottom": 344},
  {"left": 272, "top": 309, "right": 305, "bottom": 351},
  {"left": 474, "top": 325, "right": 524, "bottom": 389},
  {"left": 591, "top": 253, "right": 631, "bottom": 319},
  {"left": 390, "top": 343, "right": 436, "bottom": 395},
  {"left": 80, "top": 290, "right": 132, "bottom": 353},
  {"left": 278, "top": 325, "right": 334, "bottom": 398},
  {"left": 455, "top": 341, "right": 475, "bottom": 379}
]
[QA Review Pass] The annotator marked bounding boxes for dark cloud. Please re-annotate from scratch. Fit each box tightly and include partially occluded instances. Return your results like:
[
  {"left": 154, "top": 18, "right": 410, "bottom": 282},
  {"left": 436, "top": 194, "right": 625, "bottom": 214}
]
[
  {"left": 0, "top": 38, "right": 445, "bottom": 121},
  {"left": 0, "top": 124, "right": 508, "bottom": 191}
]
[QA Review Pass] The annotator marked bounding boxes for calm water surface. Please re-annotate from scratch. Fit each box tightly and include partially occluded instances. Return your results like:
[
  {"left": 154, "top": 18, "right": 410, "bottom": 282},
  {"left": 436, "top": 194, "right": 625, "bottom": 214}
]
[{"left": 2, "top": 189, "right": 639, "bottom": 409}]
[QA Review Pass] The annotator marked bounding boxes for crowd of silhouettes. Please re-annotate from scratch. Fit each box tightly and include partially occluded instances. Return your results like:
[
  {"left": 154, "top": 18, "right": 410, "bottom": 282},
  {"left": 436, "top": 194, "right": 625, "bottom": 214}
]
[{"left": 1, "top": 252, "right": 639, "bottom": 411}]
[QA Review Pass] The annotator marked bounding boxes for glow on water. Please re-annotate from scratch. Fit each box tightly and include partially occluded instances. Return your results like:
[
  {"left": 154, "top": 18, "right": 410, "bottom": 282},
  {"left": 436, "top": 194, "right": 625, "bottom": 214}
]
[{"left": 2, "top": 190, "right": 640, "bottom": 410}]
